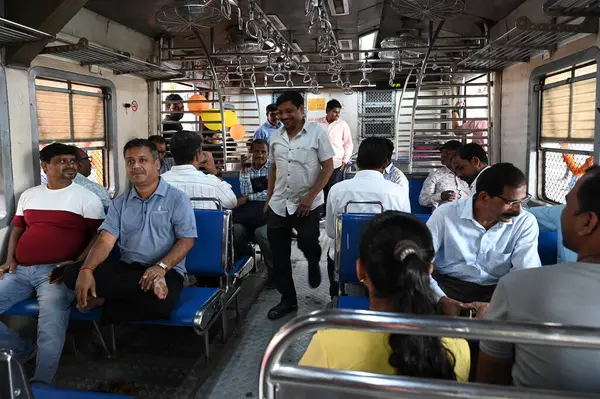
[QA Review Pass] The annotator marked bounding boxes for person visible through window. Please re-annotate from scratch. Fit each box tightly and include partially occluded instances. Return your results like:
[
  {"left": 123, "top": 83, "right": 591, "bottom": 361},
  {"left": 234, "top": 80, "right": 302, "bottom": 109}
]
[
  {"left": 427, "top": 163, "right": 540, "bottom": 318},
  {"left": 528, "top": 204, "right": 577, "bottom": 264},
  {"left": 451, "top": 143, "right": 490, "bottom": 196},
  {"left": 0, "top": 143, "right": 105, "bottom": 385},
  {"left": 233, "top": 139, "right": 275, "bottom": 289},
  {"left": 452, "top": 100, "right": 488, "bottom": 146},
  {"left": 419, "top": 140, "right": 469, "bottom": 210},
  {"left": 266, "top": 91, "right": 335, "bottom": 320},
  {"left": 325, "top": 138, "right": 411, "bottom": 299},
  {"left": 162, "top": 93, "right": 184, "bottom": 133},
  {"left": 253, "top": 104, "right": 282, "bottom": 143},
  {"left": 71, "top": 146, "right": 111, "bottom": 207},
  {"left": 161, "top": 130, "right": 237, "bottom": 210},
  {"left": 478, "top": 166, "right": 600, "bottom": 394},
  {"left": 300, "top": 211, "right": 470, "bottom": 382},
  {"left": 63, "top": 139, "right": 197, "bottom": 324},
  {"left": 148, "top": 135, "right": 175, "bottom": 174}
]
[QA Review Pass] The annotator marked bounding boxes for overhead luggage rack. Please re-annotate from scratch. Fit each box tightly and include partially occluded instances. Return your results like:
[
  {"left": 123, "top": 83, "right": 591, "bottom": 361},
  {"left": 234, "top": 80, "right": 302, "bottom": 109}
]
[
  {"left": 42, "top": 38, "right": 184, "bottom": 81},
  {"left": 544, "top": 0, "right": 600, "bottom": 17},
  {"left": 0, "top": 17, "right": 54, "bottom": 45},
  {"left": 458, "top": 16, "right": 598, "bottom": 71}
]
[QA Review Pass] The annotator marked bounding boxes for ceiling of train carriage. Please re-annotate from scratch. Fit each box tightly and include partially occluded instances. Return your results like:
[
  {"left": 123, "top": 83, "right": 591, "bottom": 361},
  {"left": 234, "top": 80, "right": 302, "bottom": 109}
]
[{"left": 84, "top": 0, "right": 529, "bottom": 49}]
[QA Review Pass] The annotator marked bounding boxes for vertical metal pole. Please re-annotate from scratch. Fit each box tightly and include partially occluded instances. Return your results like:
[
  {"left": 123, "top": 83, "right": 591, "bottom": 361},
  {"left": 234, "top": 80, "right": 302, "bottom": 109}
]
[
  {"left": 487, "top": 72, "right": 493, "bottom": 163},
  {"left": 408, "top": 20, "right": 445, "bottom": 174},
  {"left": 158, "top": 37, "right": 164, "bottom": 135},
  {"left": 195, "top": 29, "right": 227, "bottom": 170},
  {"left": 395, "top": 69, "right": 413, "bottom": 161}
]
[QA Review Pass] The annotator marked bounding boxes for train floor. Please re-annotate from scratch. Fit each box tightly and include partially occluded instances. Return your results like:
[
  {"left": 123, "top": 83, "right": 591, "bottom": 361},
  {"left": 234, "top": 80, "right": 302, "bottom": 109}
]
[{"left": 9, "top": 227, "right": 333, "bottom": 398}]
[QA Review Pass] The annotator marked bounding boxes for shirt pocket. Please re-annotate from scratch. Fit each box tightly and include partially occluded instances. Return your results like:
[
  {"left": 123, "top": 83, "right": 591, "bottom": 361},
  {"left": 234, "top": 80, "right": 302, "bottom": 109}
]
[
  {"left": 292, "top": 146, "right": 317, "bottom": 166},
  {"left": 149, "top": 210, "right": 171, "bottom": 236},
  {"left": 481, "top": 250, "right": 512, "bottom": 279}
]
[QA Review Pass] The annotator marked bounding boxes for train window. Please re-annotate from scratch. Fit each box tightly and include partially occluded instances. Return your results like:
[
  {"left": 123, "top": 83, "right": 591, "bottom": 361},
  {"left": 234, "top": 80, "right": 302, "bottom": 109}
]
[
  {"left": 34, "top": 77, "right": 109, "bottom": 188},
  {"left": 0, "top": 67, "right": 14, "bottom": 228},
  {"left": 537, "top": 61, "right": 597, "bottom": 204}
]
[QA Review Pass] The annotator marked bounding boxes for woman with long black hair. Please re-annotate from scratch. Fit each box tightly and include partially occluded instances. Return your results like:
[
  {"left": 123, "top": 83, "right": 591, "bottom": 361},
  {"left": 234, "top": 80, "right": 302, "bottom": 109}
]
[{"left": 299, "top": 211, "right": 470, "bottom": 381}]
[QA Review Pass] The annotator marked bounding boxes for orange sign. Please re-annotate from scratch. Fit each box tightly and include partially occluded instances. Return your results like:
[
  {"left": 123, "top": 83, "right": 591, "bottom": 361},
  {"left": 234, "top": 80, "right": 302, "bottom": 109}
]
[{"left": 307, "top": 97, "right": 326, "bottom": 111}]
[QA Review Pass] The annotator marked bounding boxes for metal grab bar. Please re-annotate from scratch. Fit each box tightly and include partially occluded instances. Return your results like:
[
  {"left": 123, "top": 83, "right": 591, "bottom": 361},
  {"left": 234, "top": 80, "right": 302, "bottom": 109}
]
[
  {"left": 259, "top": 309, "right": 600, "bottom": 399},
  {"left": 189, "top": 197, "right": 223, "bottom": 210},
  {"left": 343, "top": 200, "right": 384, "bottom": 214}
]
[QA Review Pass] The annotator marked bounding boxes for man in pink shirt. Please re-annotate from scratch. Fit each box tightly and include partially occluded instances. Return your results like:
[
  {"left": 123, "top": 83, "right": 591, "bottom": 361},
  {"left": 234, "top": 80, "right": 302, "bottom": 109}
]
[
  {"left": 313, "top": 99, "right": 354, "bottom": 215},
  {"left": 452, "top": 101, "right": 488, "bottom": 147}
]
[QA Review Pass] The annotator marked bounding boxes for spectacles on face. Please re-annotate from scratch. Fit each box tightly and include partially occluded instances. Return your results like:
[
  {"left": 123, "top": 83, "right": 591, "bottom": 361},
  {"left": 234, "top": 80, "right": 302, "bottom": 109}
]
[
  {"left": 496, "top": 193, "right": 532, "bottom": 206},
  {"left": 78, "top": 156, "right": 91, "bottom": 162}
]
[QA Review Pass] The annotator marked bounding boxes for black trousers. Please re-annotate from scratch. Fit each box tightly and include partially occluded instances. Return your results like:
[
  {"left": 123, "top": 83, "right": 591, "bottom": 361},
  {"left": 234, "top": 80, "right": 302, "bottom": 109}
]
[
  {"left": 267, "top": 207, "right": 322, "bottom": 304},
  {"left": 64, "top": 259, "right": 184, "bottom": 324},
  {"left": 327, "top": 254, "right": 338, "bottom": 298},
  {"left": 323, "top": 168, "right": 344, "bottom": 217},
  {"left": 432, "top": 271, "right": 496, "bottom": 303}
]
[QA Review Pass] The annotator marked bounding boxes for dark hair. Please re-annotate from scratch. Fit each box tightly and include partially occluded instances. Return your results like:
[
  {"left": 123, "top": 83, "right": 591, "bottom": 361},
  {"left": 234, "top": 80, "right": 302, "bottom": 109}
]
[
  {"left": 359, "top": 211, "right": 456, "bottom": 380},
  {"left": 275, "top": 91, "right": 304, "bottom": 108},
  {"left": 356, "top": 138, "right": 388, "bottom": 170},
  {"left": 251, "top": 138, "right": 269, "bottom": 152},
  {"left": 148, "top": 135, "right": 167, "bottom": 145},
  {"left": 476, "top": 163, "right": 526, "bottom": 197},
  {"left": 440, "top": 140, "right": 462, "bottom": 151},
  {"left": 123, "top": 138, "right": 158, "bottom": 160},
  {"left": 69, "top": 145, "right": 88, "bottom": 160},
  {"left": 165, "top": 94, "right": 183, "bottom": 103},
  {"left": 170, "top": 130, "right": 202, "bottom": 165},
  {"left": 40, "top": 143, "right": 77, "bottom": 163},
  {"left": 384, "top": 139, "right": 394, "bottom": 160},
  {"left": 266, "top": 104, "right": 278, "bottom": 114},
  {"left": 456, "top": 143, "right": 488, "bottom": 165},
  {"left": 577, "top": 165, "right": 600, "bottom": 217},
  {"left": 326, "top": 99, "right": 342, "bottom": 112}
]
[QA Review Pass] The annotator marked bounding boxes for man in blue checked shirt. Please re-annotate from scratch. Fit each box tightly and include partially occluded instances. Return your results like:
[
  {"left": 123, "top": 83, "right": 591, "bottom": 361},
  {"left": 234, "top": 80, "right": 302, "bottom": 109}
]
[
  {"left": 233, "top": 139, "right": 275, "bottom": 288},
  {"left": 253, "top": 104, "right": 283, "bottom": 143}
]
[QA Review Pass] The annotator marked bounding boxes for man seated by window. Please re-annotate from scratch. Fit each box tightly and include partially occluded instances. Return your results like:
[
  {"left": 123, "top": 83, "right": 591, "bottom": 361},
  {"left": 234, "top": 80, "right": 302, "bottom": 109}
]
[
  {"left": 382, "top": 139, "right": 409, "bottom": 191},
  {"left": 478, "top": 166, "right": 600, "bottom": 394},
  {"left": 63, "top": 139, "right": 197, "bottom": 324},
  {"left": 148, "top": 135, "right": 175, "bottom": 174},
  {"left": 325, "top": 137, "right": 411, "bottom": 298},
  {"left": 419, "top": 140, "right": 469, "bottom": 210},
  {"left": 427, "top": 163, "right": 541, "bottom": 318},
  {"left": 0, "top": 143, "right": 105, "bottom": 385},
  {"left": 253, "top": 104, "right": 282, "bottom": 144},
  {"left": 233, "top": 139, "right": 275, "bottom": 288},
  {"left": 162, "top": 130, "right": 237, "bottom": 210},
  {"left": 452, "top": 143, "right": 490, "bottom": 196},
  {"left": 528, "top": 204, "right": 577, "bottom": 264},
  {"left": 71, "top": 146, "right": 111, "bottom": 207}
]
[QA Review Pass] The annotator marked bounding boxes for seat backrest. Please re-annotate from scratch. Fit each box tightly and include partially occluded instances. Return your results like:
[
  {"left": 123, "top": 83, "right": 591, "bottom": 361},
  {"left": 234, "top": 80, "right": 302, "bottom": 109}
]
[
  {"left": 408, "top": 179, "right": 432, "bottom": 215},
  {"left": 223, "top": 176, "right": 242, "bottom": 198},
  {"left": 538, "top": 231, "right": 558, "bottom": 266},
  {"left": 337, "top": 213, "right": 375, "bottom": 283},
  {"left": 186, "top": 209, "right": 230, "bottom": 276}
]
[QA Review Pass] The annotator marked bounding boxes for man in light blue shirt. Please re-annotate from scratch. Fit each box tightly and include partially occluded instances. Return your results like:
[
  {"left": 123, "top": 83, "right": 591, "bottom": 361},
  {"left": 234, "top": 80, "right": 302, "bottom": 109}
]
[
  {"left": 253, "top": 104, "right": 282, "bottom": 143},
  {"left": 63, "top": 138, "right": 197, "bottom": 324},
  {"left": 528, "top": 204, "right": 577, "bottom": 264},
  {"left": 427, "top": 163, "right": 541, "bottom": 318}
]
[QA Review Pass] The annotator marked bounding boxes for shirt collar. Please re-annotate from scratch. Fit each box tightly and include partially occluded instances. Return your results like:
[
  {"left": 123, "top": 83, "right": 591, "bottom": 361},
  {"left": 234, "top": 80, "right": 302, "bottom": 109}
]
[
  {"left": 251, "top": 160, "right": 269, "bottom": 171},
  {"left": 356, "top": 170, "right": 384, "bottom": 179},
  {"left": 265, "top": 121, "right": 282, "bottom": 129},
  {"left": 385, "top": 163, "right": 395, "bottom": 173},
  {"left": 170, "top": 164, "right": 198, "bottom": 172},
  {"left": 129, "top": 177, "right": 169, "bottom": 201},
  {"left": 470, "top": 165, "right": 491, "bottom": 187}
]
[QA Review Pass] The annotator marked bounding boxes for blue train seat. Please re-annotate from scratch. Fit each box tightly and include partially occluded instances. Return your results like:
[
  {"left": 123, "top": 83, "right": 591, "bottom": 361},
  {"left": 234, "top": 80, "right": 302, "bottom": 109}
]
[
  {"left": 32, "top": 385, "right": 133, "bottom": 399},
  {"left": 408, "top": 179, "right": 431, "bottom": 215},
  {"left": 538, "top": 231, "right": 558, "bottom": 266}
]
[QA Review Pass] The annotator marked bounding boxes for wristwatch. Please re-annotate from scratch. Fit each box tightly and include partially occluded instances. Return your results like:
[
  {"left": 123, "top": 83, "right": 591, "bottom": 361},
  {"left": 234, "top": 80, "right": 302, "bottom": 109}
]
[{"left": 157, "top": 262, "right": 168, "bottom": 272}]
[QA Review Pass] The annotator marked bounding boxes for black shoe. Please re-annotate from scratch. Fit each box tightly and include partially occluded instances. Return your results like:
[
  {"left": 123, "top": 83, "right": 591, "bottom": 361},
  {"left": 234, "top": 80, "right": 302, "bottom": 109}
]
[
  {"left": 264, "top": 277, "right": 277, "bottom": 290},
  {"left": 308, "top": 261, "right": 321, "bottom": 288},
  {"left": 268, "top": 301, "right": 298, "bottom": 320}
]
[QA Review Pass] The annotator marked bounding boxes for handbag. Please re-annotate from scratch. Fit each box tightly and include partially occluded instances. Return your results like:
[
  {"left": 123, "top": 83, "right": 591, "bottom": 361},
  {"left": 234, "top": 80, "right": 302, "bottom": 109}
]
[{"left": 233, "top": 200, "right": 267, "bottom": 228}]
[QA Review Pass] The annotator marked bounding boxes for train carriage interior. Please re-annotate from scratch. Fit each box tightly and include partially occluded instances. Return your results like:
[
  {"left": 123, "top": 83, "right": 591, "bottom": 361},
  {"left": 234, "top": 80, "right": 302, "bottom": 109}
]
[{"left": 1, "top": 0, "right": 600, "bottom": 398}]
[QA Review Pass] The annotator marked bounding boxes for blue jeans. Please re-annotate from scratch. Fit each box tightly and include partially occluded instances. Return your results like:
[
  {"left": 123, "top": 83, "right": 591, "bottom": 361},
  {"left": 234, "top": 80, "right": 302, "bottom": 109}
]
[{"left": 0, "top": 264, "right": 74, "bottom": 384}]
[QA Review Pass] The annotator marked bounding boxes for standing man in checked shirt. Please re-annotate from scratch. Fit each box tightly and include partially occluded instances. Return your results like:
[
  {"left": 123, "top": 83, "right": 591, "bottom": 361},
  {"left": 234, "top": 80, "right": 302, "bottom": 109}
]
[
  {"left": 265, "top": 91, "right": 335, "bottom": 320},
  {"left": 233, "top": 139, "right": 275, "bottom": 288},
  {"left": 419, "top": 140, "right": 469, "bottom": 210}
]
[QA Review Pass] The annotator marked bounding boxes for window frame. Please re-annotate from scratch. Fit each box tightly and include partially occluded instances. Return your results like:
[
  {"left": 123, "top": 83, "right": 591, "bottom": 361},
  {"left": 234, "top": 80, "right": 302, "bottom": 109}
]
[
  {"left": 29, "top": 67, "right": 119, "bottom": 195},
  {"left": 527, "top": 47, "right": 600, "bottom": 204},
  {"left": 0, "top": 66, "right": 15, "bottom": 229}
]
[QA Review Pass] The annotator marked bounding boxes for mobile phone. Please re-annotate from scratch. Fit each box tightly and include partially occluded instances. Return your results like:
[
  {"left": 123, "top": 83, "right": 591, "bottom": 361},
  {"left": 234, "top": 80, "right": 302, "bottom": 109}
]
[
  {"left": 49, "top": 266, "right": 65, "bottom": 284},
  {"left": 459, "top": 308, "right": 476, "bottom": 319}
]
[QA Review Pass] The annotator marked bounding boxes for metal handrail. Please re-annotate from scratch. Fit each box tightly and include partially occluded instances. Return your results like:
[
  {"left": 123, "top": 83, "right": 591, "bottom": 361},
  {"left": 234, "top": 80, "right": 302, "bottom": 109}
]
[
  {"left": 343, "top": 200, "right": 384, "bottom": 214},
  {"left": 259, "top": 309, "right": 600, "bottom": 399},
  {"left": 189, "top": 197, "right": 223, "bottom": 210}
]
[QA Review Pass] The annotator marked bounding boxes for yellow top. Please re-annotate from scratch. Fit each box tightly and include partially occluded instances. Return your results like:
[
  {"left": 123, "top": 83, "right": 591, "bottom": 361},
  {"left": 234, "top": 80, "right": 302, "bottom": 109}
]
[{"left": 299, "top": 329, "right": 470, "bottom": 382}]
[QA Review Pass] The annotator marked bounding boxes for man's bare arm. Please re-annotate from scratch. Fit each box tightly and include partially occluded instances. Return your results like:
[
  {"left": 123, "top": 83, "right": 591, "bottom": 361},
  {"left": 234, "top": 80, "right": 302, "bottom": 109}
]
[
  {"left": 159, "top": 238, "right": 196, "bottom": 270},
  {"left": 309, "top": 158, "right": 334, "bottom": 197},
  {"left": 81, "top": 230, "right": 118, "bottom": 271}
]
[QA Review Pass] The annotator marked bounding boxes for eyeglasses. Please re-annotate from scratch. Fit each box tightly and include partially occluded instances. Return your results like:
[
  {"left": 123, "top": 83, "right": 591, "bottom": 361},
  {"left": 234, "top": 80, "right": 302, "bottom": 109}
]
[
  {"left": 77, "top": 156, "right": 91, "bottom": 162},
  {"left": 496, "top": 193, "right": 532, "bottom": 206}
]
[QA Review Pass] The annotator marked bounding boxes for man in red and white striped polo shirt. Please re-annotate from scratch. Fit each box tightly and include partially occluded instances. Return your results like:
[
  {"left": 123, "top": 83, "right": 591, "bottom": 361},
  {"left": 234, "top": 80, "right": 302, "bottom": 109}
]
[{"left": 0, "top": 143, "right": 105, "bottom": 385}]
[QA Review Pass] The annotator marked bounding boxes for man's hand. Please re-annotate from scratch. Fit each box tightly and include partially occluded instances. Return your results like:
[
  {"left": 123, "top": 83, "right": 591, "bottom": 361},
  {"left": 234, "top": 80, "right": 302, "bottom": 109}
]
[
  {"left": 140, "top": 265, "right": 166, "bottom": 291},
  {"left": 441, "top": 190, "right": 457, "bottom": 202},
  {"left": 0, "top": 259, "right": 18, "bottom": 280},
  {"left": 237, "top": 195, "right": 249, "bottom": 208},
  {"left": 263, "top": 202, "right": 270, "bottom": 217},
  {"left": 465, "top": 301, "right": 489, "bottom": 319},
  {"left": 297, "top": 193, "right": 316, "bottom": 217},
  {"left": 454, "top": 100, "right": 465, "bottom": 108},
  {"left": 439, "top": 296, "right": 466, "bottom": 316},
  {"left": 75, "top": 269, "right": 96, "bottom": 309},
  {"left": 47, "top": 260, "right": 77, "bottom": 283},
  {"left": 200, "top": 152, "right": 218, "bottom": 175}
]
